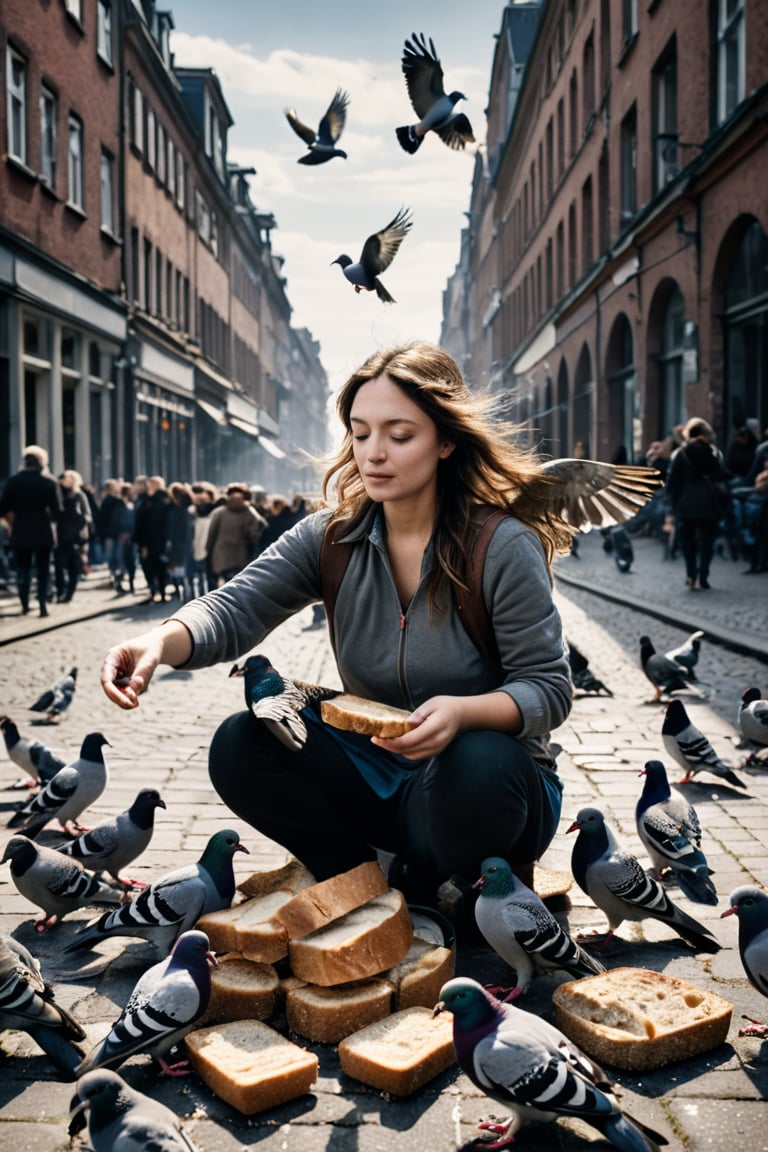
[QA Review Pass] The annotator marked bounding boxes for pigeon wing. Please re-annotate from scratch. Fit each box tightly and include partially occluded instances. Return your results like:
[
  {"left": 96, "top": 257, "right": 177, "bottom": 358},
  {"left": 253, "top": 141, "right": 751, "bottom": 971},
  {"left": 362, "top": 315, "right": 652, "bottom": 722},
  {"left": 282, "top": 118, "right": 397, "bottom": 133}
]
[
  {"left": 401, "top": 33, "right": 446, "bottom": 117},
  {"left": 435, "top": 111, "right": 475, "bottom": 150},
  {"left": 57, "top": 819, "right": 120, "bottom": 866},
  {"left": 360, "top": 208, "right": 413, "bottom": 277},
  {"left": 29, "top": 690, "right": 55, "bottom": 713},
  {"left": 317, "top": 88, "right": 349, "bottom": 146},
  {"left": 284, "top": 108, "right": 316, "bottom": 146},
  {"left": 523, "top": 459, "right": 663, "bottom": 532}
]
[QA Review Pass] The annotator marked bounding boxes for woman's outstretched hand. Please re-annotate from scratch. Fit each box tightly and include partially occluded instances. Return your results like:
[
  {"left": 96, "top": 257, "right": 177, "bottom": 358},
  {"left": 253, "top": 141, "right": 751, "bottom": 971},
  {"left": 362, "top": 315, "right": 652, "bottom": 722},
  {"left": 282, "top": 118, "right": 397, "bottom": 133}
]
[{"left": 100, "top": 633, "right": 166, "bottom": 709}]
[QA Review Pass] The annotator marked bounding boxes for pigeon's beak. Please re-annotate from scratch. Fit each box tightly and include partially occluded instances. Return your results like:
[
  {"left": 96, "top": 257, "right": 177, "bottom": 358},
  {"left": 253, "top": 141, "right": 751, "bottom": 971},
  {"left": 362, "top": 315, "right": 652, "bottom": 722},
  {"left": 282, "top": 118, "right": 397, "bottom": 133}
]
[
  {"left": 638, "top": 768, "right": 647, "bottom": 777},
  {"left": 566, "top": 820, "right": 581, "bottom": 834},
  {"left": 471, "top": 876, "right": 485, "bottom": 890},
  {"left": 236, "top": 841, "right": 250, "bottom": 854},
  {"left": 720, "top": 906, "right": 736, "bottom": 919},
  {"left": 206, "top": 950, "right": 219, "bottom": 968},
  {"left": 330, "top": 257, "right": 340, "bottom": 266},
  {"left": 433, "top": 1000, "right": 445, "bottom": 1017},
  {"left": 158, "top": 798, "right": 167, "bottom": 809},
  {"left": 229, "top": 664, "right": 244, "bottom": 678}
]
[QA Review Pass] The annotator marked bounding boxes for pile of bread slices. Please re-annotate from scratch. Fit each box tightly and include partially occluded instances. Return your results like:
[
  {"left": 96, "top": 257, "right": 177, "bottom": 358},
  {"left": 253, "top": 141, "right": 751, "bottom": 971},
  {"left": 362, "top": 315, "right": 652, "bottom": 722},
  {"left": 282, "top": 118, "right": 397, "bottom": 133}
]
[{"left": 184, "top": 858, "right": 457, "bottom": 1114}]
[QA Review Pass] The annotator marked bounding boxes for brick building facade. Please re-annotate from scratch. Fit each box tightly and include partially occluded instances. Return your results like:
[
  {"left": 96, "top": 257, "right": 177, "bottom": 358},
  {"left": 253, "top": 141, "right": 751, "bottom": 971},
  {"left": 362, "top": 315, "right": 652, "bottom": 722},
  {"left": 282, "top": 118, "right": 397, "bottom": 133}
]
[{"left": 441, "top": 0, "right": 768, "bottom": 463}]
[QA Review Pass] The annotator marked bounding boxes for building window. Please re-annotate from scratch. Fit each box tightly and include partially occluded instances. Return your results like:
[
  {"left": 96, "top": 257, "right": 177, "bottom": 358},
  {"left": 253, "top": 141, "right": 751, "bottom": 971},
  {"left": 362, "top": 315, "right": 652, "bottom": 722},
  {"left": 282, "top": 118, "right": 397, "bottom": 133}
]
[
  {"left": 620, "top": 104, "right": 637, "bottom": 222},
  {"left": 40, "top": 85, "right": 57, "bottom": 188},
  {"left": 175, "top": 150, "right": 186, "bottom": 211},
  {"left": 569, "top": 70, "right": 578, "bottom": 156},
  {"left": 724, "top": 221, "right": 768, "bottom": 440},
  {"left": 530, "top": 162, "right": 536, "bottom": 230},
  {"left": 600, "top": 0, "right": 611, "bottom": 92},
  {"left": 205, "top": 93, "right": 225, "bottom": 180},
  {"left": 97, "top": 1, "right": 113, "bottom": 67},
  {"left": 545, "top": 238, "right": 553, "bottom": 311},
  {"left": 546, "top": 118, "right": 554, "bottom": 199},
  {"left": 196, "top": 190, "right": 211, "bottom": 245},
  {"left": 717, "top": 0, "right": 745, "bottom": 123},
  {"left": 128, "top": 77, "right": 144, "bottom": 154},
  {"left": 598, "top": 144, "right": 610, "bottom": 252},
  {"left": 100, "top": 149, "right": 114, "bottom": 233},
  {"left": 166, "top": 136, "right": 175, "bottom": 199},
  {"left": 67, "top": 114, "right": 84, "bottom": 209},
  {"left": 659, "top": 286, "right": 685, "bottom": 435},
  {"left": 652, "top": 42, "right": 678, "bottom": 192},
  {"left": 568, "top": 200, "right": 577, "bottom": 286},
  {"left": 7, "top": 46, "right": 27, "bottom": 165},
  {"left": 538, "top": 141, "right": 544, "bottom": 218},
  {"left": 556, "top": 220, "right": 564, "bottom": 299},
  {"left": 145, "top": 105, "right": 156, "bottom": 172},
  {"left": 622, "top": 0, "right": 638, "bottom": 44},
  {"left": 155, "top": 249, "right": 163, "bottom": 316},
  {"left": 557, "top": 98, "right": 565, "bottom": 179},
  {"left": 143, "top": 237, "right": 152, "bottom": 311},
  {"left": 157, "top": 122, "right": 166, "bottom": 185},
  {"left": 582, "top": 176, "right": 594, "bottom": 271},
  {"left": 130, "top": 227, "right": 140, "bottom": 301},
  {"left": 582, "top": 32, "right": 595, "bottom": 125},
  {"left": 64, "top": 0, "right": 82, "bottom": 20}
]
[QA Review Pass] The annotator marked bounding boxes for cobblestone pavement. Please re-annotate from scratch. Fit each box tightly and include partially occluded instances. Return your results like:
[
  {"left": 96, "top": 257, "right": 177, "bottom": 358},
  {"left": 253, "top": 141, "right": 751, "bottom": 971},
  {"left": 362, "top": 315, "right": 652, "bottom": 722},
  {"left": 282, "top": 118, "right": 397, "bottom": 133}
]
[{"left": 0, "top": 549, "right": 767, "bottom": 1152}]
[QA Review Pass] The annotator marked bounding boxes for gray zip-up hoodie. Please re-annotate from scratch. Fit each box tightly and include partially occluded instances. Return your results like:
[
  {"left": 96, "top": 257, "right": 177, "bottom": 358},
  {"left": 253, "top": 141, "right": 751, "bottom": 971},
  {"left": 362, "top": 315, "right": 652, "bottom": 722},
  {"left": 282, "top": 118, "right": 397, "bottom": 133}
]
[{"left": 171, "top": 506, "right": 572, "bottom": 765}]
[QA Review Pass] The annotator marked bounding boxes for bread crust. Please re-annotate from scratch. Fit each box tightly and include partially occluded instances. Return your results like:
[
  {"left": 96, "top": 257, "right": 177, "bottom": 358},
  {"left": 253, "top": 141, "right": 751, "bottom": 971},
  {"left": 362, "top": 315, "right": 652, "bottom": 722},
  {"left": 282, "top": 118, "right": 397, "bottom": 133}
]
[
  {"left": 204, "top": 958, "right": 279, "bottom": 1025},
  {"left": 286, "top": 978, "right": 394, "bottom": 1044},
  {"left": 289, "top": 889, "right": 413, "bottom": 986},
  {"left": 276, "top": 862, "right": 389, "bottom": 939},
  {"left": 320, "top": 694, "right": 416, "bottom": 738},
  {"left": 338, "top": 1007, "right": 456, "bottom": 1095},
  {"left": 552, "top": 967, "right": 733, "bottom": 1070}
]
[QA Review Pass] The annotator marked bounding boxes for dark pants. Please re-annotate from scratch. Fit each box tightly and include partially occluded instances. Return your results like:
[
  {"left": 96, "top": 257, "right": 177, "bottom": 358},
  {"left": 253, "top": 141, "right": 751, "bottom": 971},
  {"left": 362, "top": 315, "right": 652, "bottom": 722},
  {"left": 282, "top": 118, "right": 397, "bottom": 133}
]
[
  {"left": 678, "top": 517, "right": 718, "bottom": 582},
  {"left": 54, "top": 543, "right": 81, "bottom": 601},
  {"left": 13, "top": 546, "right": 51, "bottom": 612},
  {"left": 209, "top": 711, "right": 563, "bottom": 895}
]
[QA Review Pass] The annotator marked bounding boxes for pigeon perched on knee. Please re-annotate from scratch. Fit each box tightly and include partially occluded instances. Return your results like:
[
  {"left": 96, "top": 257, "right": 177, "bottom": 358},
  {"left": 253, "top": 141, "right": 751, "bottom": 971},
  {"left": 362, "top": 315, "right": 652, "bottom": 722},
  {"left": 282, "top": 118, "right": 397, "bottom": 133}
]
[
  {"left": 436, "top": 977, "right": 668, "bottom": 1151},
  {"left": 229, "top": 654, "right": 338, "bottom": 751}
]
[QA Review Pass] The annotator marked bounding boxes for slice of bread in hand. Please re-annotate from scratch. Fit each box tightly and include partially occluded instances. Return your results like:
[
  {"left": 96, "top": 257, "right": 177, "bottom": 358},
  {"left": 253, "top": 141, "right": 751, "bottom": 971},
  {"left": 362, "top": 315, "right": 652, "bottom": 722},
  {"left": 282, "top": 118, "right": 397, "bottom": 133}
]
[
  {"left": 276, "top": 861, "right": 388, "bottom": 939},
  {"left": 197, "top": 890, "right": 292, "bottom": 963},
  {"left": 286, "top": 978, "right": 394, "bottom": 1044},
  {"left": 204, "top": 958, "right": 279, "bottom": 1024},
  {"left": 185, "top": 1020, "right": 318, "bottom": 1115},
  {"left": 338, "top": 1007, "right": 456, "bottom": 1095},
  {"left": 552, "top": 966, "right": 733, "bottom": 1070},
  {"left": 289, "top": 888, "right": 413, "bottom": 986},
  {"left": 384, "top": 940, "right": 456, "bottom": 1011},
  {"left": 320, "top": 694, "right": 415, "bottom": 738},
  {"left": 238, "top": 856, "right": 316, "bottom": 899}
]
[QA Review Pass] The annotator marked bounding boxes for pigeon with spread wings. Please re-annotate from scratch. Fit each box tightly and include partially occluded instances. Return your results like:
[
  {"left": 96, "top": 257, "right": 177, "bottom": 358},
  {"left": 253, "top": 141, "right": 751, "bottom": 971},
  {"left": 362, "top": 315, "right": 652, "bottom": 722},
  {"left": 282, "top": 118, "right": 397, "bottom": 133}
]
[
  {"left": 284, "top": 88, "right": 349, "bottom": 165},
  {"left": 396, "top": 33, "right": 474, "bottom": 153},
  {"left": 332, "top": 207, "right": 412, "bottom": 304}
]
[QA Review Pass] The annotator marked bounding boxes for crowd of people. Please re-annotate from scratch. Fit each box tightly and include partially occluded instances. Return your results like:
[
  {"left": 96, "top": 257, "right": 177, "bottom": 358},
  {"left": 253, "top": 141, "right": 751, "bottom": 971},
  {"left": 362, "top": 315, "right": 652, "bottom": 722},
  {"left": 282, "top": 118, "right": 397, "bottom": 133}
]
[{"left": 0, "top": 445, "right": 320, "bottom": 618}]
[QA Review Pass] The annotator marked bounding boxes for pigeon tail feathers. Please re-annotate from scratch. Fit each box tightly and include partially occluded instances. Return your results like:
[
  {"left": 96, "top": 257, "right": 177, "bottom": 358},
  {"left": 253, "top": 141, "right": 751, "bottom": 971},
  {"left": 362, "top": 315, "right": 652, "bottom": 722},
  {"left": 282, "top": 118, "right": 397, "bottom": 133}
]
[{"left": 396, "top": 125, "right": 422, "bottom": 153}]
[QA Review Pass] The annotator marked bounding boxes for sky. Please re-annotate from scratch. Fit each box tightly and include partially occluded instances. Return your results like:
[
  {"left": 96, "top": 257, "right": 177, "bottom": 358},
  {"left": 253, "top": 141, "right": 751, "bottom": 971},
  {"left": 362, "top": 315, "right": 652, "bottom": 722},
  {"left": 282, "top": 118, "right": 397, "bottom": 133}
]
[{"left": 170, "top": 1, "right": 511, "bottom": 398}]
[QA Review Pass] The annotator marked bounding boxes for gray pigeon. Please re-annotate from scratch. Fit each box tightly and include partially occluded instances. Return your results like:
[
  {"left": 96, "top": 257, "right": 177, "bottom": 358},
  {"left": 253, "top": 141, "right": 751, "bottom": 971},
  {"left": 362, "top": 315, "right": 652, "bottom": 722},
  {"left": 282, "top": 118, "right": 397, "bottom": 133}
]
[
  {"left": 66, "top": 828, "right": 248, "bottom": 955},
  {"left": 396, "top": 34, "right": 474, "bottom": 153},
  {"left": 664, "top": 630, "right": 705, "bottom": 679},
  {"left": 568, "top": 807, "right": 720, "bottom": 953},
  {"left": 473, "top": 857, "right": 605, "bottom": 998},
  {"left": 69, "top": 1068, "right": 200, "bottom": 1151},
  {"left": 1, "top": 835, "right": 123, "bottom": 932},
  {"left": 436, "top": 977, "right": 668, "bottom": 1152},
  {"left": 639, "top": 636, "right": 694, "bottom": 701},
  {"left": 331, "top": 206, "right": 412, "bottom": 303},
  {"left": 0, "top": 715, "right": 66, "bottom": 789},
  {"left": 75, "top": 930, "right": 216, "bottom": 1077},
  {"left": 8, "top": 732, "right": 111, "bottom": 837},
  {"left": 55, "top": 787, "right": 166, "bottom": 887},
  {"left": 739, "top": 687, "right": 768, "bottom": 747},
  {"left": 635, "top": 760, "right": 717, "bottom": 905},
  {"left": 662, "top": 699, "right": 746, "bottom": 788},
  {"left": 284, "top": 88, "right": 349, "bottom": 164},
  {"left": 721, "top": 885, "right": 768, "bottom": 1037},
  {"left": 29, "top": 665, "right": 77, "bottom": 722},
  {"left": 0, "top": 932, "right": 85, "bottom": 1078}
]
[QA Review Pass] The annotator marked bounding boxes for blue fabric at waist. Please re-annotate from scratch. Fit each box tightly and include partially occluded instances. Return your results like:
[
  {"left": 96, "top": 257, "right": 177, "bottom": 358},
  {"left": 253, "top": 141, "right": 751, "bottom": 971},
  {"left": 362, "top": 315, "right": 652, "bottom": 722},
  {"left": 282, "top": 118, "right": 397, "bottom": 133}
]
[{"left": 303, "top": 705, "right": 419, "bottom": 799}]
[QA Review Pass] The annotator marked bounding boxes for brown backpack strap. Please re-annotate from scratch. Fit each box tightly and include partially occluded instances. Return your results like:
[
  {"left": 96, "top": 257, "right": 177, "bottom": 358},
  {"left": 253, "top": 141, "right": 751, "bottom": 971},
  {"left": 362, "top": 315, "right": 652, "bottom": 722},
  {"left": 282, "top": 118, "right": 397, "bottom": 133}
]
[{"left": 319, "top": 507, "right": 509, "bottom": 662}]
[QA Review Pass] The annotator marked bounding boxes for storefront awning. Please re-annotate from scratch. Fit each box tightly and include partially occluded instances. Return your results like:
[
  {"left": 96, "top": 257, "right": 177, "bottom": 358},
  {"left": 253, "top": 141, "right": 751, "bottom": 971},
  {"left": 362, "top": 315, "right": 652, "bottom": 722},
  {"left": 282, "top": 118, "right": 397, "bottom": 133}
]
[
  {"left": 229, "top": 416, "right": 260, "bottom": 437},
  {"left": 196, "top": 398, "right": 228, "bottom": 425},
  {"left": 259, "top": 437, "right": 286, "bottom": 460}
]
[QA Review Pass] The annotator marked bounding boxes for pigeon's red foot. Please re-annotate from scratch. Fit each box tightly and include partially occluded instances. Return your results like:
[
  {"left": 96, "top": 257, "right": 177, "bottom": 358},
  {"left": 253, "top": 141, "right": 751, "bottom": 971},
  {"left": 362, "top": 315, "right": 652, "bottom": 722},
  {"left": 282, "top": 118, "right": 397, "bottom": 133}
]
[
  {"left": 738, "top": 1014, "right": 768, "bottom": 1038},
  {"left": 118, "top": 876, "right": 148, "bottom": 890},
  {"left": 477, "top": 1118, "right": 516, "bottom": 1147},
  {"left": 575, "top": 928, "right": 615, "bottom": 952},
  {"left": 484, "top": 983, "right": 523, "bottom": 1003},
  {"left": 158, "top": 1057, "right": 192, "bottom": 1077},
  {"left": 34, "top": 913, "right": 58, "bottom": 933}
]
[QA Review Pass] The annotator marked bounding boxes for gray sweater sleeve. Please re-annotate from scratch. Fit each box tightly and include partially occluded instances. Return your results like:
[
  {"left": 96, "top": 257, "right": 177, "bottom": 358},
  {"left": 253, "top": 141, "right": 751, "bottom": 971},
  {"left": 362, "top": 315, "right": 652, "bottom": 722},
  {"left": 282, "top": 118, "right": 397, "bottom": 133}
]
[
  {"left": 169, "top": 511, "right": 328, "bottom": 667},
  {"left": 483, "top": 522, "right": 572, "bottom": 738}
]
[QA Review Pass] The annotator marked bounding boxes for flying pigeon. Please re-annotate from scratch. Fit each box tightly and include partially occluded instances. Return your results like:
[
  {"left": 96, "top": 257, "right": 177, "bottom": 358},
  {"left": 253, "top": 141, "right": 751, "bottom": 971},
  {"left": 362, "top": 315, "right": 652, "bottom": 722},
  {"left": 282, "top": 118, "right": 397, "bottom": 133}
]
[
  {"left": 29, "top": 666, "right": 77, "bottom": 722},
  {"left": 639, "top": 636, "right": 695, "bottom": 702},
  {"left": 664, "top": 630, "right": 705, "bottom": 679},
  {"left": 230, "top": 655, "right": 338, "bottom": 751},
  {"left": 662, "top": 699, "right": 746, "bottom": 788},
  {"left": 720, "top": 885, "right": 768, "bottom": 1037},
  {"left": 635, "top": 760, "right": 717, "bottom": 905},
  {"left": 568, "top": 806, "right": 720, "bottom": 953},
  {"left": 0, "top": 715, "right": 66, "bottom": 788},
  {"left": 66, "top": 828, "right": 248, "bottom": 955},
  {"left": 75, "top": 930, "right": 217, "bottom": 1078},
  {"left": 8, "top": 732, "right": 111, "bottom": 837},
  {"left": 566, "top": 641, "right": 613, "bottom": 696},
  {"left": 331, "top": 206, "right": 412, "bottom": 303},
  {"left": 55, "top": 787, "right": 166, "bottom": 888},
  {"left": 610, "top": 525, "right": 633, "bottom": 573},
  {"left": 436, "top": 977, "right": 668, "bottom": 1152},
  {"left": 69, "top": 1068, "right": 201, "bottom": 1151},
  {"left": 739, "top": 687, "right": 768, "bottom": 747},
  {"left": 529, "top": 460, "right": 663, "bottom": 532},
  {"left": 0, "top": 932, "right": 86, "bottom": 1078},
  {"left": 284, "top": 87, "right": 349, "bottom": 164},
  {"left": 396, "top": 34, "right": 474, "bottom": 154},
  {"left": 473, "top": 857, "right": 605, "bottom": 998},
  {"left": 1, "top": 834, "right": 123, "bottom": 932}
]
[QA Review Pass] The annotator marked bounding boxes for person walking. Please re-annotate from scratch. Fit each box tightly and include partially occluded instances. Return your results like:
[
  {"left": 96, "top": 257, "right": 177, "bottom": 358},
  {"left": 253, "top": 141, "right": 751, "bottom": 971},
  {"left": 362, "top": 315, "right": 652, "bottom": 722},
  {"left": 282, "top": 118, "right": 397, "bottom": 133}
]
[
  {"left": 205, "top": 483, "right": 266, "bottom": 585},
  {"left": 188, "top": 483, "right": 217, "bottom": 598},
  {"left": 134, "top": 476, "right": 171, "bottom": 603},
  {"left": 666, "top": 417, "right": 729, "bottom": 590},
  {"left": 97, "top": 479, "right": 124, "bottom": 591},
  {"left": 53, "top": 469, "right": 91, "bottom": 603},
  {"left": 166, "top": 482, "right": 195, "bottom": 602},
  {"left": 0, "top": 445, "right": 62, "bottom": 617},
  {"left": 113, "top": 483, "right": 137, "bottom": 595}
]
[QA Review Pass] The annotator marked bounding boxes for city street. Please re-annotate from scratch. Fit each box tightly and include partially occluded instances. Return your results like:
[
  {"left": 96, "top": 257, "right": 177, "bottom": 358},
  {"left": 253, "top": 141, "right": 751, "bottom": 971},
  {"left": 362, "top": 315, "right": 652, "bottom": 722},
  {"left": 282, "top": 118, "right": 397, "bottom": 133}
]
[{"left": 0, "top": 549, "right": 767, "bottom": 1152}]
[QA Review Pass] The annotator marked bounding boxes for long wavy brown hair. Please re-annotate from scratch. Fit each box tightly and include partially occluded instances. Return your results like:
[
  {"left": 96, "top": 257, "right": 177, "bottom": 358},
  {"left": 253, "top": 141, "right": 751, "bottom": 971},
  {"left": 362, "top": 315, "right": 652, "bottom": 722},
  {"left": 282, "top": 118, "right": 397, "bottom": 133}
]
[{"left": 321, "top": 343, "right": 572, "bottom": 606}]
